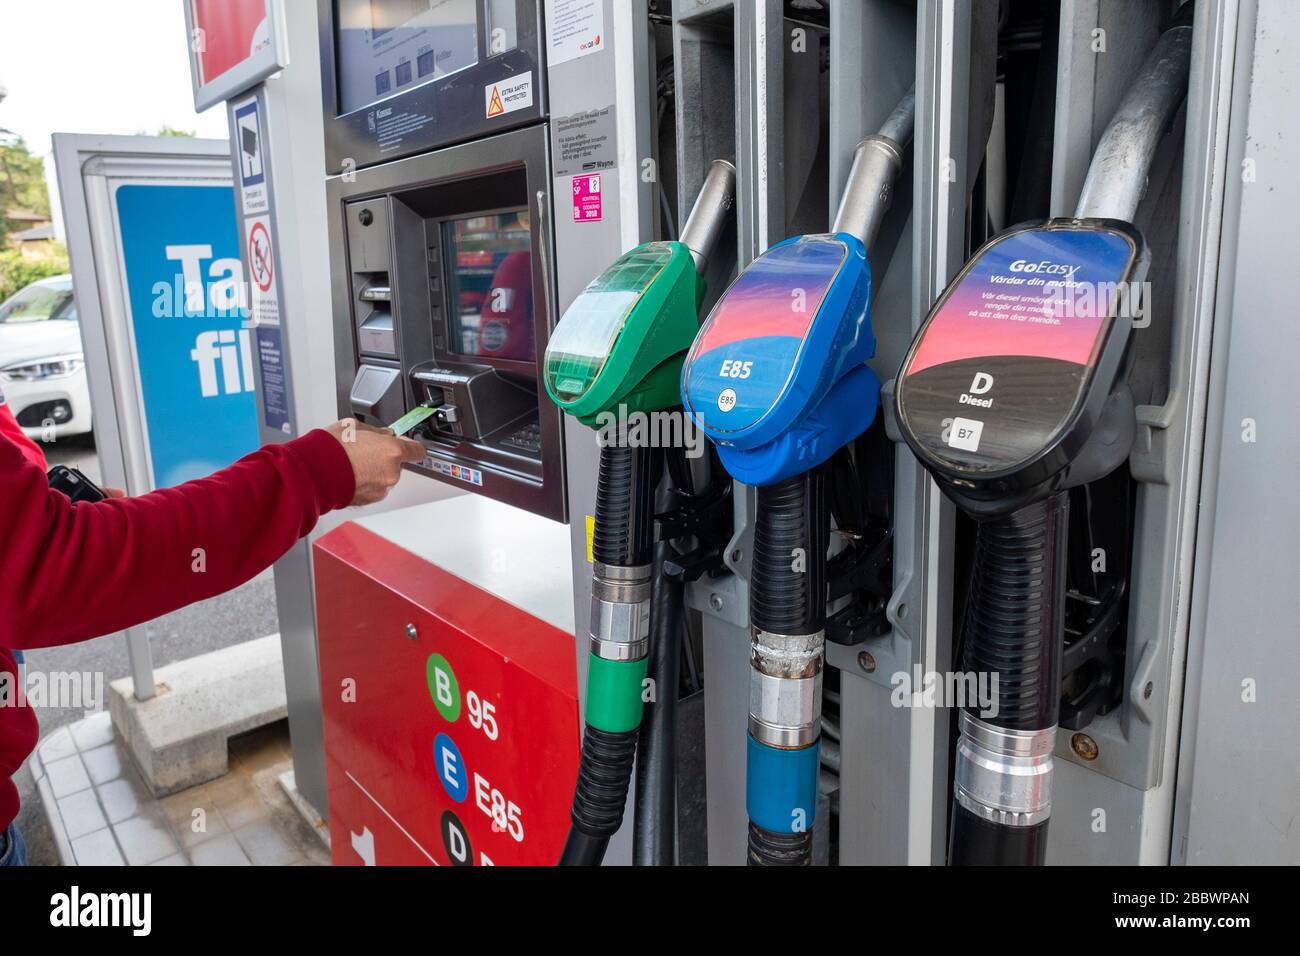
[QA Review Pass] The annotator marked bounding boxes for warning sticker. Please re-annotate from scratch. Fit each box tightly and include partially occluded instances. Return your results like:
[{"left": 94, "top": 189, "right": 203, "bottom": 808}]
[
  {"left": 247, "top": 220, "right": 273, "bottom": 293},
  {"left": 485, "top": 72, "right": 534, "bottom": 118},
  {"left": 256, "top": 325, "right": 291, "bottom": 433},
  {"left": 243, "top": 214, "right": 279, "bottom": 327},
  {"left": 571, "top": 173, "right": 602, "bottom": 223},
  {"left": 231, "top": 94, "right": 267, "bottom": 216},
  {"left": 547, "top": 0, "right": 605, "bottom": 67},
  {"left": 553, "top": 106, "right": 617, "bottom": 177}
]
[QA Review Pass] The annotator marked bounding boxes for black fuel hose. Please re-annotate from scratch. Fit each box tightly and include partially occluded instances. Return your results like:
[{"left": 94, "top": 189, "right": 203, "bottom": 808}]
[
  {"left": 592, "top": 444, "right": 657, "bottom": 565},
  {"left": 632, "top": 539, "right": 682, "bottom": 865},
  {"left": 751, "top": 472, "right": 829, "bottom": 635},
  {"left": 746, "top": 468, "right": 828, "bottom": 866},
  {"left": 948, "top": 492, "right": 1067, "bottom": 866},
  {"left": 560, "top": 444, "right": 658, "bottom": 866}
]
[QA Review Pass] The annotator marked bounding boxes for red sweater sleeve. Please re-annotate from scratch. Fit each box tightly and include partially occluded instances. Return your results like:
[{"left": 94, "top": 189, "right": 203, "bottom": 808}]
[
  {"left": 0, "top": 428, "right": 355, "bottom": 651},
  {"left": 0, "top": 395, "right": 46, "bottom": 469}
]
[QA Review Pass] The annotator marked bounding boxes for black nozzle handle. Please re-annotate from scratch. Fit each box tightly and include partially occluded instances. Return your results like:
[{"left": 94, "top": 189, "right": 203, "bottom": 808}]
[{"left": 948, "top": 492, "right": 1068, "bottom": 866}]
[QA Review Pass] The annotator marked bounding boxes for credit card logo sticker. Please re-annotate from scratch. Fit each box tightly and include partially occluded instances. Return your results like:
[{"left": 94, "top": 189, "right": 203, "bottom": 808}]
[
  {"left": 429, "top": 459, "right": 484, "bottom": 486},
  {"left": 947, "top": 417, "right": 984, "bottom": 453}
]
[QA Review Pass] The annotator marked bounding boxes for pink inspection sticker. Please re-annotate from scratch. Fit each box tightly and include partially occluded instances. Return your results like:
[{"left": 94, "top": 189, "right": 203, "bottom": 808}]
[{"left": 572, "top": 173, "right": 603, "bottom": 223}]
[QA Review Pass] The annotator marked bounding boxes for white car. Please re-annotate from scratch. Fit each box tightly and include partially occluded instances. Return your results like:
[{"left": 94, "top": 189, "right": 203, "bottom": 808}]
[{"left": 0, "top": 274, "right": 93, "bottom": 440}]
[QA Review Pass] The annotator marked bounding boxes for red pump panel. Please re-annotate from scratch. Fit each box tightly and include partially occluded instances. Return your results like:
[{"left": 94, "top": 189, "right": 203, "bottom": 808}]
[{"left": 315, "top": 521, "right": 580, "bottom": 866}]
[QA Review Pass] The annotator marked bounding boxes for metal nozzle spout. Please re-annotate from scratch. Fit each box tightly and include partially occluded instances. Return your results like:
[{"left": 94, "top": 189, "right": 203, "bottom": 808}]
[
  {"left": 1075, "top": 12, "right": 1194, "bottom": 222},
  {"left": 831, "top": 87, "right": 916, "bottom": 250},
  {"left": 679, "top": 159, "right": 737, "bottom": 275}
]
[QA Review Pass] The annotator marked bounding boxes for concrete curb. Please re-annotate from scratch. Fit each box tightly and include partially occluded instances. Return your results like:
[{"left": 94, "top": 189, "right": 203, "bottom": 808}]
[
  {"left": 29, "top": 744, "right": 76, "bottom": 866},
  {"left": 110, "top": 634, "right": 288, "bottom": 796}
]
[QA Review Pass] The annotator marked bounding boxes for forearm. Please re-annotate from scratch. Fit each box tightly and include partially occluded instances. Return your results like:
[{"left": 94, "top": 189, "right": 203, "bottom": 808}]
[{"left": 0, "top": 429, "right": 354, "bottom": 650}]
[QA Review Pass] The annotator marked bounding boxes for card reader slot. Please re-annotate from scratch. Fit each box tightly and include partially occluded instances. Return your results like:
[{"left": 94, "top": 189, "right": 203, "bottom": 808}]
[{"left": 410, "top": 361, "right": 536, "bottom": 445}]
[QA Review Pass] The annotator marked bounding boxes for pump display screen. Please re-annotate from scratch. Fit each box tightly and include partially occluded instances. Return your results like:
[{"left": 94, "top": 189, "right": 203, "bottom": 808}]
[
  {"left": 896, "top": 223, "right": 1139, "bottom": 475},
  {"left": 544, "top": 243, "right": 672, "bottom": 401},
  {"left": 335, "top": 0, "right": 479, "bottom": 115},
  {"left": 682, "top": 236, "right": 846, "bottom": 435},
  {"left": 442, "top": 210, "right": 535, "bottom": 363}
]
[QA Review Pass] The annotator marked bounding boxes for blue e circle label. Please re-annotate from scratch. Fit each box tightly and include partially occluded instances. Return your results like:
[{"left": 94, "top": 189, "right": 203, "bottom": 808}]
[{"left": 433, "top": 732, "right": 469, "bottom": 803}]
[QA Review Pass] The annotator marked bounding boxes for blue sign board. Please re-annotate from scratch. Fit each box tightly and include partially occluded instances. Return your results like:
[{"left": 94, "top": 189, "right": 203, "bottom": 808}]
[{"left": 115, "top": 183, "right": 260, "bottom": 487}]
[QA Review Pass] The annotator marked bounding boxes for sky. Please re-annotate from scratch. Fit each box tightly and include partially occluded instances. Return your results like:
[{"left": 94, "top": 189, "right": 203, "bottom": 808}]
[{"left": 0, "top": 0, "right": 229, "bottom": 236}]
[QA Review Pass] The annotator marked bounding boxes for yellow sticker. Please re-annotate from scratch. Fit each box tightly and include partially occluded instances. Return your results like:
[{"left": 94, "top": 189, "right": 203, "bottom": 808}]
[{"left": 585, "top": 514, "right": 595, "bottom": 563}]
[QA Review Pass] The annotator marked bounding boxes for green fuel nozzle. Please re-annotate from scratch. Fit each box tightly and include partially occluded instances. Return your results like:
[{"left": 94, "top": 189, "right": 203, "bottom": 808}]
[
  {"left": 551, "top": 160, "right": 735, "bottom": 866},
  {"left": 543, "top": 160, "right": 736, "bottom": 427}
]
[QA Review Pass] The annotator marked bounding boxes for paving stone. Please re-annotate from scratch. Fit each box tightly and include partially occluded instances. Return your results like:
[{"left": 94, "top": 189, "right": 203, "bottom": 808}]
[
  {"left": 57, "top": 788, "right": 108, "bottom": 840},
  {"left": 159, "top": 788, "right": 228, "bottom": 848},
  {"left": 235, "top": 818, "right": 302, "bottom": 866},
  {"left": 82, "top": 743, "right": 127, "bottom": 786},
  {"left": 71, "top": 711, "right": 114, "bottom": 751},
  {"left": 150, "top": 853, "right": 190, "bottom": 866},
  {"left": 35, "top": 711, "right": 325, "bottom": 868},
  {"left": 97, "top": 775, "right": 152, "bottom": 825},
  {"left": 216, "top": 791, "right": 270, "bottom": 830},
  {"left": 38, "top": 726, "right": 76, "bottom": 765},
  {"left": 112, "top": 814, "right": 180, "bottom": 866},
  {"left": 45, "top": 755, "right": 91, "bottom": 798},
  {"left": 189, "top": 833, "right": 251, "bottom": 866},
  {"left": 71, "top": 828, "right": 124, "bottom": 866}
]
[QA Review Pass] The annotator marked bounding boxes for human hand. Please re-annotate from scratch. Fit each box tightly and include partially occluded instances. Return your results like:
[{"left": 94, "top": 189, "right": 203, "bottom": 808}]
[{"left": 326, "top": 419, "right": 426, "bottom": 506}]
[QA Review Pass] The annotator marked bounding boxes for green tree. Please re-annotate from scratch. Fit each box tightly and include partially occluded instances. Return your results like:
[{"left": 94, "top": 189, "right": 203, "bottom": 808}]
[
  {"left": 0, "top": 246, "right": 69, "bottom": 302},
  {"left": 0, "top": 137, "right": 51, "bottom": 243}
]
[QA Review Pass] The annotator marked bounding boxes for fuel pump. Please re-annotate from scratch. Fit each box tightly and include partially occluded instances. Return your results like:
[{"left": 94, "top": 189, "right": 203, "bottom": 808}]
[
  {"left": 681, "top": 91, "right": 915, "bottom": 865},
  {"left": 544, "top": 160, "right": 737, "bottom": 866},
  {"left": 888, "top": 8, "right": 1192, "bottom": 865}
]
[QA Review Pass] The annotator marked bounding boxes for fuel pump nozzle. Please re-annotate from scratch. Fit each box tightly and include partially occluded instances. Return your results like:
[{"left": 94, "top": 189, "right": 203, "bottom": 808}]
[
  {"left": 832, "top": 89, "right": 915, "bottom": 249},
  {"left": 544, "top": 160, "right": 735, "bottom": 866},
  {"left": 682, "top": 87, "right": 915, "bottom": 865},
  {"left": 889, "top": 6, "right": 1192, "bottom": 865},
  {"left": 680, "top": 159, "right": 738, "bottom": 274}
]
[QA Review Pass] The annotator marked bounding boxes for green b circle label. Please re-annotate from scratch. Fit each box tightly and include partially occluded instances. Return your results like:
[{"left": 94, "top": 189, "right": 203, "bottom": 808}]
[{"left": 426, "top": 653, "right": 461, "bottom": 722}]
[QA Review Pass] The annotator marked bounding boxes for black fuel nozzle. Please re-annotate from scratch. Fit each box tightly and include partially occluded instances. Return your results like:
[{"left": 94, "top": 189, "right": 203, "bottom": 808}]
[{"left": 886, "top": 7, "right": 1192, "bottom": 865}]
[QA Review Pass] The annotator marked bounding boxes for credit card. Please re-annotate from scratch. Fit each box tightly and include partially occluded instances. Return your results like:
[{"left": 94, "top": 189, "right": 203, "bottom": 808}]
[{"left": 388, "top": 405, "right": 437, "bottom": 437}]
